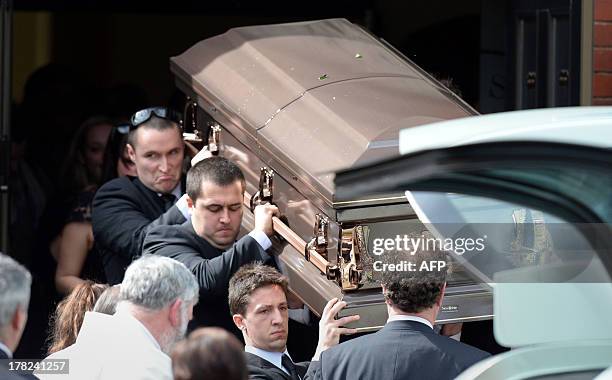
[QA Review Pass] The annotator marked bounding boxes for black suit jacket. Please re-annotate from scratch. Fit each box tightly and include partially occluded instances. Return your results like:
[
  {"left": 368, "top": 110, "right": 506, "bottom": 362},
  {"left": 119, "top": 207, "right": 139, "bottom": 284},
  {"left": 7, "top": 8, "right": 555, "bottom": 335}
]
[
  {"left": 0, "top": 349, "right": 39, "bottom": 380},
  {"left": 143, "top": 220, "right": 274, "bottom": 335},
  {"left": 305, "top": 320, "right": 490, "bottom": 380},
  {"left": 246, "top": 352, "right": 309, "bottom": 380},
  {"left": 92, "top": 176, "right": 186, "bottom": 284}
]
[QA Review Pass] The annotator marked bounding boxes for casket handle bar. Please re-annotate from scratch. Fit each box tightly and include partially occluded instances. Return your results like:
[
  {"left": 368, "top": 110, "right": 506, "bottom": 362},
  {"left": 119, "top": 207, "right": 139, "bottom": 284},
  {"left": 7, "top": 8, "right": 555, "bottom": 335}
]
[
  {"left": 207, "top": 124, "right": 221, "bottom": 156},
  {"left": 250, "top": 167, "right": 275, "bottom": 211},
  {"left": 180, "top": 96, "right": 222, "bottom": 157},
  {"left": 246, "top": 168, "right": 360, "bottom": 291},
  {"left": 305, "top": 214, "right": 329, "bottom": 260},
  {"left": 182, "top": 97, "right": 200, "bottom": 142},
  {"left": 244, "top": 193, "right": 331, "bottom": 277},
  {"left": 305, "top": 214, "right": 342, "bottom": 283},
  {"left": 245, "top": 168, "right": 337, "bottom": 282},
  {"left": 338, "top": 226, "right": 364, "bottom": 291}
]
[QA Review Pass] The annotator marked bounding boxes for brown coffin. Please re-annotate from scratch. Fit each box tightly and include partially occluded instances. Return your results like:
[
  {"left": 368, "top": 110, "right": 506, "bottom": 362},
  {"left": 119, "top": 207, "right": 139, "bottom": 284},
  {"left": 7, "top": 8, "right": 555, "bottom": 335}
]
[{"left": 171, "top": 18, "right": 492, "bottom": 331}]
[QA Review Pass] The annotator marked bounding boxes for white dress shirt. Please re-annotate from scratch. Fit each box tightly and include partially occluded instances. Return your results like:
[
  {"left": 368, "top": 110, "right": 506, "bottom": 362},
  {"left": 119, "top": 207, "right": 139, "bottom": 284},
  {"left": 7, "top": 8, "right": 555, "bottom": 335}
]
[
  {"left": 387, "top": 314, "right": 434, "bottom": 329},
  {"left": 0, "top": 341, "right": 12, "bottom": 358},
  {"left": 245, "top": 345, "right": 295, "bottom": 375},
  {"left": 248, "top": 229, "right": 272, "bottom": 250},
  {"left": 158, "top": 184, "right": 190, "bottom": 220}
]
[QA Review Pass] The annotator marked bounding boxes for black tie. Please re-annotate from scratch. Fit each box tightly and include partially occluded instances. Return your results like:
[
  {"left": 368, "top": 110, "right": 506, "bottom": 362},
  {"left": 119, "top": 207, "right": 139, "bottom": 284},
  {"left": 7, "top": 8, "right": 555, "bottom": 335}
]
[
  {"left": 282, "top": 354, "right": 299, "bottom": 380},
  {"left": 161, "top": 193, "right": 177, "bottom": 211}
]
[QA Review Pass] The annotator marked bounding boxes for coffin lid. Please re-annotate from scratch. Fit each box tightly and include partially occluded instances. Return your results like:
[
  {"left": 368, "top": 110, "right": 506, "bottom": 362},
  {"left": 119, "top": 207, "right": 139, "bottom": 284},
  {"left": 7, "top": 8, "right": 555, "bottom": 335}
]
[{"left": 171, "top": 18, "right": 474, "bottom": 205}]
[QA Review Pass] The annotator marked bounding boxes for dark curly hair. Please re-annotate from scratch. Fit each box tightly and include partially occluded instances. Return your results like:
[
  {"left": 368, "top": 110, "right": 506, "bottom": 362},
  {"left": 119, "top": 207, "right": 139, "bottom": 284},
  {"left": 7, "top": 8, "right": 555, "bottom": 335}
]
[{"left": 381, "top": 232, "right": 448, "bottom": 313}]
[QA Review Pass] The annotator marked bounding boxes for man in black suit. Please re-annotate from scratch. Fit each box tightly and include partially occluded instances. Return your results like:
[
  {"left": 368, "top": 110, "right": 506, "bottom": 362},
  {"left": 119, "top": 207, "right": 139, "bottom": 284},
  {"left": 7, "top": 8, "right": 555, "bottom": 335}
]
[
  {"left": 92, "top": 107, "right": 190, "bottom": 284},
  {"left": 304, "top": 244, "right": 491, "bottom": 380},
  {"left": 0, "top": 254, "right": 34, "bottom": 380},
  {"left": 143, "top": 157, "right": 281, "bottom": 335},
  {"left": 229, "top": 263, "right": 359, "bottom": 380}
]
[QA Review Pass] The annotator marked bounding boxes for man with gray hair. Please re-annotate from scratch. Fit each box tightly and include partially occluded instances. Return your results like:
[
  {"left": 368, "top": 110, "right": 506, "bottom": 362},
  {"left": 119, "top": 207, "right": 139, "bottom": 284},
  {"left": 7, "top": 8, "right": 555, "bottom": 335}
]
[
  {"left": 40, "top": 255, "right": 199, "bottom": 380},
  {"left": 0, "top": 254, "right": 32, "bottom": 380}
]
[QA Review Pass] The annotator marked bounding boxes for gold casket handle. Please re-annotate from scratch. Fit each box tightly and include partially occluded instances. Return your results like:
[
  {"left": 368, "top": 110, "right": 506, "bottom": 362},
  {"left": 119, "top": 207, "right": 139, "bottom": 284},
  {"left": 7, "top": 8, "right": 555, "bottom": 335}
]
[{"left": 243, "top": 191, "right": 330, "bottom": 275}]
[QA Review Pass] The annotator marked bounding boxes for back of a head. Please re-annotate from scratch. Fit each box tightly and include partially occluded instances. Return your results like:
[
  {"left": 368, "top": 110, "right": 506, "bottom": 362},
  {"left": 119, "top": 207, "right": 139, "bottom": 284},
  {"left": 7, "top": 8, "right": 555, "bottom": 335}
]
[
  {"left": 228, "top": 263, "right": 288, "bottom": 316},
  {"left": 380, "top": 232, "right": 448, "bottom": 313},
  {"left": 0, "top": 254, "right": 32, "bottom": 329},
  {"left": 93, "top": 284, "right": 121, "bottom": 315},
  {"left": 186, "top": 156, "right": 246, "bottom": 201},
  {"left": 120, "top": 255, "right": 198, "bottom": 311},
  {"left": 172, "top": 327, "right": 248, "bottom": 380},
  {"left": 48, "top": 281, "right": 108, "bottom": 354}
]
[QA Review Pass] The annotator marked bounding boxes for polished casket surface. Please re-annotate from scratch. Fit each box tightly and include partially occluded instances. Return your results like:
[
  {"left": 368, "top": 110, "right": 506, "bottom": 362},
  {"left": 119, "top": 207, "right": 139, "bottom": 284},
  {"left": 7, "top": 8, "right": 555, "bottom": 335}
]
[{"left": 171, "top": 18, "right": 491, "bottom": 330}]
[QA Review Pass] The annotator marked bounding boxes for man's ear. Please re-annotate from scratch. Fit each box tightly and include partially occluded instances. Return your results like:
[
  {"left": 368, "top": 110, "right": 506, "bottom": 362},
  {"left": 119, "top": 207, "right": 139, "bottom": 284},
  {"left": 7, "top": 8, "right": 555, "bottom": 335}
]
[
  {"left": 126, "top": 143, "right": 137, "bottom": 163},
  {"left": 168, "top": 299, "right": 183, "bottom": 327},
  {"left": 186, "top": 196, "right": 194, "bottom": 209},
  {"left": 381, "top": 284, "right": 392, "bottom": 306},
  {"left": 435, "top": 282, "right": 447, "bottom": 307},
  {"left": 232, "top": 314, "right": 246, "bottom": 331},
  {"left": 12, "top": 305, "right": 27, "bottom": 334}
]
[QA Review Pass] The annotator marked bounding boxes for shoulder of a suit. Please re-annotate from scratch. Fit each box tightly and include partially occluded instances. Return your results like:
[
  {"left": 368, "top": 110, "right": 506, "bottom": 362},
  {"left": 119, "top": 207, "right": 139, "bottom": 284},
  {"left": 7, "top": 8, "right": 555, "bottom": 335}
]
[
  {"left": 97, "top": 175, "right": 140, "bottom": 194},
  {"left": 146, "top": 222, "right": 191, "bottom": 239},
  {"left": 236, "top": 233, "right": 260, "bottom": 246}
]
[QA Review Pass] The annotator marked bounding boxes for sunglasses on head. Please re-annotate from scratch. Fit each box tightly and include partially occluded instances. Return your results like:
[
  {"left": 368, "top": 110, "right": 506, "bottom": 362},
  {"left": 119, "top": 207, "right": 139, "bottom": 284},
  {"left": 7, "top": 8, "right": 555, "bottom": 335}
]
[
  {"left": 129, "top": 107, "right": 182, "bottom": 129},
  {"left": 106, "top": 124, "right": 130, "bottom": 144},
  {"left": 116, "top": 124, "right": 130, "bottom": 134}
]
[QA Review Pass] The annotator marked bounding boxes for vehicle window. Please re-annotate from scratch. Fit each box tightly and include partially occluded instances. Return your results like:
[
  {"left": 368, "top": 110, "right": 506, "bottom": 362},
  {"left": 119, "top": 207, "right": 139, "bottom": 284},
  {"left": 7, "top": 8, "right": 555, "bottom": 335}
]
[
  {"left": 407, "top": 191, "right": 609, "bottom": 284},
  {"left": 483, "top": 165, "right": 612, "bottom": 223},
  {"left": 355, "top": 218, "right": 475, "bottom": 289}
]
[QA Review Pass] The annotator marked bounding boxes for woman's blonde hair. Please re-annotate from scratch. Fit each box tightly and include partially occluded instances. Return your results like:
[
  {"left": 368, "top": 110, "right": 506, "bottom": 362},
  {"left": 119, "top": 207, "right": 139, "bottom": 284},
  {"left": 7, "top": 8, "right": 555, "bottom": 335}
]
[{"left": 47, "top": 281, "right": 108, "bottom": 354}]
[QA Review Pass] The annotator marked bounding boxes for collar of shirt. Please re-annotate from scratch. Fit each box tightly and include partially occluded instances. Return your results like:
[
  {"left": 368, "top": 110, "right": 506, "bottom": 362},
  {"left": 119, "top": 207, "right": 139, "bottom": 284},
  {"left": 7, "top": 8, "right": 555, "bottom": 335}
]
[
  {"left": 171, "top": 184, "right": 182, "bottom": 200},
  {"left": 387, "top": 314, "right": 434, "bottom": 329},
  {"left": 245, "top": 345, "right": 292, "bottom": 375},
  {"left": 157, "top": 183, "right": 182, "bottom": 201},
  {"left": 114, "top": 308, "right": 162, "bottom": 351},
  {"left": 0, "top": 341, "right": 12, "bottom": 358}
]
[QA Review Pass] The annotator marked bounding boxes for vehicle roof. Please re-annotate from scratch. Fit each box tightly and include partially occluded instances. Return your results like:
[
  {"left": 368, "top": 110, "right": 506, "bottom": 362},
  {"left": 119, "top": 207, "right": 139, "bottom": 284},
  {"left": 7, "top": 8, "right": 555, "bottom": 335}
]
[{"left": 399, "top": 106, "right": 612, "bottom": 155}]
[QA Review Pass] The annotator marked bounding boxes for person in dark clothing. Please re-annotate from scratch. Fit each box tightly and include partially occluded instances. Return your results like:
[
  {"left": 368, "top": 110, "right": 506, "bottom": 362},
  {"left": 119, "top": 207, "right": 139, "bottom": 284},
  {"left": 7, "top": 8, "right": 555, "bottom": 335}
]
[
  {"left": 143, "top": 157, "right": 280, "bottom": 336},
  {"left": 228, "top": 264, "right": 358, "bottom": 380},
  {"left": 92, "top": 107, "right": 190, "bottom": 284},
  {"left": 304, "top": 242, "right": 490, "bottom": 380}
]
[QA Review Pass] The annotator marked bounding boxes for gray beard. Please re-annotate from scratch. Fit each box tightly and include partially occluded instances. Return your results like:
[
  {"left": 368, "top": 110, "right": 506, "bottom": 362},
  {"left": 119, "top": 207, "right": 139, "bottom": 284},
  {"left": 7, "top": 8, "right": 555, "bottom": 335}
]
[{"left": 159, "top": 316, "right": 188, "bottom": 354}]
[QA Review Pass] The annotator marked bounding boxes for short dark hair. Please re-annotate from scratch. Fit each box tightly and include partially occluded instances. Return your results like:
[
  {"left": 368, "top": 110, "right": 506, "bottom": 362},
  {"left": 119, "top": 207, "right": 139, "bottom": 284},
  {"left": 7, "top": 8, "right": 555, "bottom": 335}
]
[
  {"left": 127, "top": 115, "right": 181, "bottom": 147},
  {"left": 228, "top": 263, "right": 288, "bottom": 316},
  {"left": 381, "top": 232, "right": 448, "bottom": 314},
  {"left": 186, "top": 157, "right": 246, "bottom": 201},
  {"left": 172, "top": 327, "right": 247, "bottom": 380}
]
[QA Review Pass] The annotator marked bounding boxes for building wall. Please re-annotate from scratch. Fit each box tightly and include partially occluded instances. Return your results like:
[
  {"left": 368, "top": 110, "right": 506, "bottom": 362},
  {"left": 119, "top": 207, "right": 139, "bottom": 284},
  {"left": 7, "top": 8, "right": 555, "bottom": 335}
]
[
  {"left": 593, "top": 0, "right": 612, "bottom": 104},
  {"left": 12, "top": 12, "right": 52, "bottom": 104}
]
